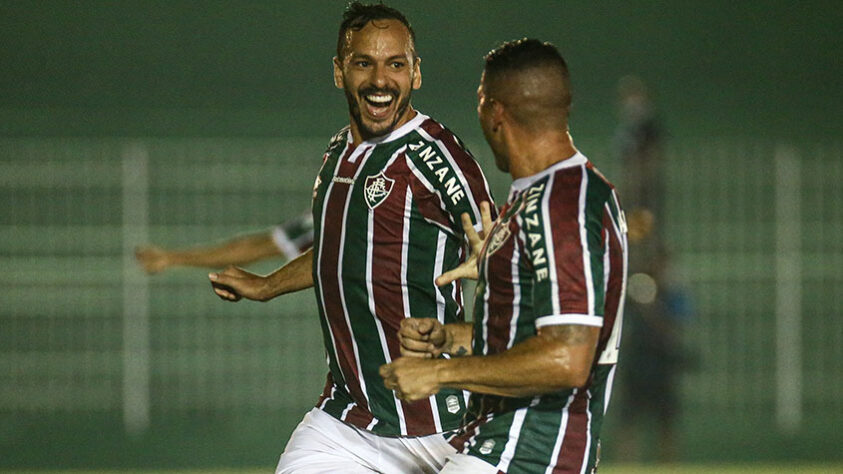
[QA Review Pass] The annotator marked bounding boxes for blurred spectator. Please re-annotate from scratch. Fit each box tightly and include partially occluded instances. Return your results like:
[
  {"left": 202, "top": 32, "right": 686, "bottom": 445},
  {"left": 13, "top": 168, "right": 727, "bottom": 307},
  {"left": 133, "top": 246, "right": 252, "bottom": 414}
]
[
  {"left": 616, "top": 208, "right": 694, "bottom": 463},
  {"left": 613, "top": 75, "right": 665, "bottom": 220},
  {"left": 612, "top": 77, "right": 695, "bottom": 463},
  {"left": 135, "top": 212, "right": 313, "bottom": 274}
]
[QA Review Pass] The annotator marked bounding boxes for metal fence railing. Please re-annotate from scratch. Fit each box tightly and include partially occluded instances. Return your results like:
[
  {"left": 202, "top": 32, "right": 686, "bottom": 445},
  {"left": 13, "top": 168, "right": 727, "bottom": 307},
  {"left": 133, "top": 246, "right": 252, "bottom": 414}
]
[{"left": 1, "top": 137, "right": 840, "bottom": 442}]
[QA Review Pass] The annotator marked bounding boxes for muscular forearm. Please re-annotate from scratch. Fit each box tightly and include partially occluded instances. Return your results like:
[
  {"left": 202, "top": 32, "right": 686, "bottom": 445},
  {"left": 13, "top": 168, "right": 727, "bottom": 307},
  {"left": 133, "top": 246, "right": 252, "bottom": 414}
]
[
  {"left": 169, "top": 233, "right": 281, "bottom": 268},
  {"left": 434, "top": 325, "right": 599, "bottom": 398},
  {"left": 261, "top": 247, "right": 314, "bottom": 299},
  {"left": 442, "top": 323, "right": 474, "bottom": 356}
]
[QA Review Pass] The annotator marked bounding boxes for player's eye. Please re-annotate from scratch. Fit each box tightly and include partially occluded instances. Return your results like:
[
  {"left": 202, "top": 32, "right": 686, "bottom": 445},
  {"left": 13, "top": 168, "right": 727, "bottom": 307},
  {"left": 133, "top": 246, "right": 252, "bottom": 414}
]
[
  {"left": 354, "top": 60, "right": 370, "bottom": 67},
  {"left": 391, "top": 61, "right": 405, "bottom": 69}
]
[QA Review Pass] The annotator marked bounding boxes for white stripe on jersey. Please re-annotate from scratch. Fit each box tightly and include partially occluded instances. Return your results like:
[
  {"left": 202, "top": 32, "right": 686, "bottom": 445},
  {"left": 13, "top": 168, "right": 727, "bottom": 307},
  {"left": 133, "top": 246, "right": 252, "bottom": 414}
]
[
  {"left": 603, "top": 231, "right": 611, "bottom": 312},
  {"left": 319, "top": 384, "right": 337, "bottom": 410},
  {"left": 363, "top": 146, "right": 409, "bottom": 434},
  {"left": 579, "top": 391, "right": 594, "bottom": 474},
  {"left": 507, "top": 241, "right": 521, "bottom": 349},
  {"left": 496, "top": 406, "right": 528, "bottom": 472},
  {"left": 596, "top": 192, "right": 628, "bottom": 366},
  {"left": 334, "top": 144, "right": 375, "bottom": 418},
  {"left": 404, "top": 155, "right": 461, "bottom": 235},
  {"left": 480, "top": 256, "right": 491, "bottom": 356},
  {"left": 434, "top": 230, "right": 448, "bottom": 324},
  {"left": 316, "top": 141, "right": 352, "bottom": 401},
  {"left": 604, "top": 364, "right": 617, "bottom": 415},
  {"left": 535, "top": 314, "right": 603, "bottom": 328},
  {"left": 577, "top": 165, "right": 596, "bottom": 317},
  {"left": 415, "top": 127, "right": 489, "bottom": 228},
  {"left": 544, "top": 390, "right": 576, "bottom": 474},
  {"left": 541, "top": 172, "right": 561, "bottom": 315}
]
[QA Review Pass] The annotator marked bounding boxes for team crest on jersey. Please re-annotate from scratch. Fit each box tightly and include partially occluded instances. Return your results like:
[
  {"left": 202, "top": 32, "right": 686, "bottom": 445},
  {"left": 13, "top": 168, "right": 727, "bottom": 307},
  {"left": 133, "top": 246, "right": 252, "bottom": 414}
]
[
  {"left": 485, "top": 221, "right": 511, "bottom": 256},
  {"left": 363, "top": 172, "right": 395, "bottom": 209}
]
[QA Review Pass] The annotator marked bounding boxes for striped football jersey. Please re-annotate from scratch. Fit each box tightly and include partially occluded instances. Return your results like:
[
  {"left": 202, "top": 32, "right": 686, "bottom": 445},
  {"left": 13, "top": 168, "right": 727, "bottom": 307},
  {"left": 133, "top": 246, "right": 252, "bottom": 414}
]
[
  {"left": 452, "top": 152, "right": 628, "bottom": 473},
  {"left": 271, "top": 212, "right": 315, "bottom": 259},
  {"left": 311, "top": 112, "right": 496, "bottom": 436}
]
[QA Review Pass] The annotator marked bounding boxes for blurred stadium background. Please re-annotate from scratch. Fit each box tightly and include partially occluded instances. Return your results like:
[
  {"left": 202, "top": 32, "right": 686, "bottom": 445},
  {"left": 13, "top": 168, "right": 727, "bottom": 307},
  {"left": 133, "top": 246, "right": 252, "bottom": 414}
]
[{"left": 1, "top": 1, "right": 841, "bottom": 472}]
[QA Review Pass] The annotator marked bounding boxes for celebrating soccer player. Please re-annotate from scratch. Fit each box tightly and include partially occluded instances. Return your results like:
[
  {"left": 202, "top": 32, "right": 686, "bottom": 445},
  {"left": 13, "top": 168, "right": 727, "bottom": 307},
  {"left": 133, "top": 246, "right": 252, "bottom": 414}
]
[
  {"left": 380, "top": 39, "right": 628, "bottom": 473},
  {"left": 208, "top": 3, "right": 495, "bottom": 473}
]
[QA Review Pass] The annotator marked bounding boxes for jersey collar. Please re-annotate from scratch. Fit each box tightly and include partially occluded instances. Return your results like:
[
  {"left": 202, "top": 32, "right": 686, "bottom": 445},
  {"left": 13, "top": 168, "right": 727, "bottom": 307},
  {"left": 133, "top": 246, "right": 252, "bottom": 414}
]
[
  {"left": 509, "top": 151, "right": 588, "bottom": 195},
  {"left": 346, "top": 111, "right": 429, "bottom": 146}
]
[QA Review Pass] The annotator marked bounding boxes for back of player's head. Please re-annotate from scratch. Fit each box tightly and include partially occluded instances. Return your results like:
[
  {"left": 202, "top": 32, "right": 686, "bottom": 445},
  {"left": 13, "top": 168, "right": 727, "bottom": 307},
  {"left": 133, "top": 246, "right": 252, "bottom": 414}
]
[
  {"left": 337, "top": 2, "right": 416, "bottom": 59},
  {"left": 483, "top": 38, "right": 572, "bottom": 130}
]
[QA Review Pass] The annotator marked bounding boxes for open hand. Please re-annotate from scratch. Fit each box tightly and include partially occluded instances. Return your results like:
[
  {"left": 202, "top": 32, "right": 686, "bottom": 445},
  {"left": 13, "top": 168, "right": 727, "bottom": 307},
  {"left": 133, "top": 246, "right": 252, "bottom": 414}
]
[
  {"left": 435, "top": 201, "right": 494, "bottom": 286},
  {"left": 209, "top": 266, "right": 269, "bottom": 302}
]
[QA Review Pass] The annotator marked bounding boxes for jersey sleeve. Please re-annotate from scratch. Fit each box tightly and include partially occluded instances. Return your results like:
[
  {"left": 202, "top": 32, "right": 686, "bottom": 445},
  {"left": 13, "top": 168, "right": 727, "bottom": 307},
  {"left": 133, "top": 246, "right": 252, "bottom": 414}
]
[
  {"left": 271, "top": 212, "right": 315, "bottom": 259},
  {"left": 523, "top": 173, "right": 609, "bottom": 329},
  {"left": 404, "top": 126, "right": 496, "bottom": 236}
]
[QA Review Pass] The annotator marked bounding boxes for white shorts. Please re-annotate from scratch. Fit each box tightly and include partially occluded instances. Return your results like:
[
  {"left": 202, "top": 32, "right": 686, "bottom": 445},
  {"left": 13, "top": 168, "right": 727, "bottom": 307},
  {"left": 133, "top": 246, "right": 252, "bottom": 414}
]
[
  {"left": 439, "top": 453, "right": 498, "bottom": 474},
  {"left": 276, "top": 408, "right": 457, "bottom": 474}
]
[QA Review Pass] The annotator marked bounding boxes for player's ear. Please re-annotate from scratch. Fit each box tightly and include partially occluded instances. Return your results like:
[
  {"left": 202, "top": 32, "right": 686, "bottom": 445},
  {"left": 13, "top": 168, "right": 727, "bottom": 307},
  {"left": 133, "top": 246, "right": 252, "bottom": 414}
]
[
  {"left": 332, "top": 57, "right": 344, "bottom": 89},
  {"left": 491, "top": 99, "right": 506, "bottom": 132},
  {"left": 412, "top": 57, "right": 422, "bottom": 90}
]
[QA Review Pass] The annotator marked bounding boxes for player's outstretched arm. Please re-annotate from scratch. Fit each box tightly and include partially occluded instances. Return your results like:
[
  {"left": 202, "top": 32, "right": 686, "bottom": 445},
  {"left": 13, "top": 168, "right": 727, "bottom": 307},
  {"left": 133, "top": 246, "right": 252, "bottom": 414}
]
[
  {"left": 399, "top": 318, "right": 473, "bottom": 358},
  {"left": 381, "top": 324, "right": 599, "bottom": 402},
  {"left": 135, "top": 232, "right": 282, "bottom": 275},
  {"left": 209, "top": 247, "right": 314, "bottom": 302},
  {"left": 435, "top": 201, "right": 494, "bottom": 287}
]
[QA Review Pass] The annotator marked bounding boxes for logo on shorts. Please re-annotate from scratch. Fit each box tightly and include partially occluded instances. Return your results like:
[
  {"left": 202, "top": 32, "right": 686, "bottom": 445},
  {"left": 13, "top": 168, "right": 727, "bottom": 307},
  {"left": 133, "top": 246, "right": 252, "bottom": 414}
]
[
  {"left": 364, "top": 172, "right": 395, "bottom": 209},
  {"left": 446, "top": 395, "right": 460, "bottom": 414},
  {"left": 478, "top": 439, "right": 496, "bottom": 455}
]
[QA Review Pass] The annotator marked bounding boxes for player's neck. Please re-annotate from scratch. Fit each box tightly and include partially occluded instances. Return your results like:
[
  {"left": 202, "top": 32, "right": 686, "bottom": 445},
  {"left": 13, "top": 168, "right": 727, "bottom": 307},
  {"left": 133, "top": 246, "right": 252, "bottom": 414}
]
[
  {"left": 349, "top": 108, "right": 418, "bottom": 146},
  {"left": 508, "top": 129, "right": 576, "bottom": 179}
]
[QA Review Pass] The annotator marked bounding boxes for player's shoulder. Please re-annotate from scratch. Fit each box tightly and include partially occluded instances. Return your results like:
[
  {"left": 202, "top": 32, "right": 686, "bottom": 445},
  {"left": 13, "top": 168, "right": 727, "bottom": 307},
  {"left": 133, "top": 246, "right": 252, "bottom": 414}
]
[
  {"left": 408, "top": 115, "right": 467, "bottom": 151},
  {"left": 324, "top": 125, "right": 351, "bottom": 154},
  {"left": 404, "top": 115, "right": 477, "bottom": 165},
  {"left": 584, "top": 161, "right": 617, "bottom": 197}
]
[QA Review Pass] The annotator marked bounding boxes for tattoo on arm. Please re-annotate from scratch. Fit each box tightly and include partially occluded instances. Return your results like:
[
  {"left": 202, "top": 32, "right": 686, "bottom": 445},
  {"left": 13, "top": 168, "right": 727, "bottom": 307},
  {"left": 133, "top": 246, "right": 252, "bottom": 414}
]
[{"left": 454, "top": 346, "right": 469, "bottom": 356}]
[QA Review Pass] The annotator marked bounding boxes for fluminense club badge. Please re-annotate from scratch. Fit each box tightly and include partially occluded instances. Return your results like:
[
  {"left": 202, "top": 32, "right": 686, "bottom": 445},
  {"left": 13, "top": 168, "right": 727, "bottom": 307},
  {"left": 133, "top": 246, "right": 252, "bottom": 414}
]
[
  {"left": 363, "top": 172, "right": 395, "bottom": 209},
  {"left": 485, "top": 222, "right": 511, "bottom": 256}
]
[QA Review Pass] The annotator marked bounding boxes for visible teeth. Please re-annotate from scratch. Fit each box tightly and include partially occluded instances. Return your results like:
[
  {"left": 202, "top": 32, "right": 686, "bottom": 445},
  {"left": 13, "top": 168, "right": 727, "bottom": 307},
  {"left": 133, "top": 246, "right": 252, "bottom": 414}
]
[{"left": 367, "top": 94, "right": 393, "bottom": 104}]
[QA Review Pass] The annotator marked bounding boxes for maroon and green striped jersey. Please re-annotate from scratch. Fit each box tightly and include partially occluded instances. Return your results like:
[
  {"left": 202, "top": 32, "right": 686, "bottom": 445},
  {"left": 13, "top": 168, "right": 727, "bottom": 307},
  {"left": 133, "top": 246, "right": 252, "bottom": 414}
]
[
  {"left": 452, "top": 153, "right": 628, "bottom": 473},
  {"left": 271, "top": 212, "right": 314, "bottom": 259},
  {"left": 310, "top": 112, "right": 496, "bottom": 436}
]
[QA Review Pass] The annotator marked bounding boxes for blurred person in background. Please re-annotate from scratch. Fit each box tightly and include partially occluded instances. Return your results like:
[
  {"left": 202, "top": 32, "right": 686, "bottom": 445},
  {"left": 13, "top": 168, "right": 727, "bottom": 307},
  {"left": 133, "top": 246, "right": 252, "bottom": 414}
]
[
  {"left": 615, "top": 208, "right": 694, "bottom": 463},
  {"left": 611, "top": 75, "right": 695, "bottom": 463},
  {"left": 206, "top": 3, "right": 496, "bottom": 473},
  {"left": 134, "top": 212, "right": 313, "bottom": 274},
  {"left": 613, "top": 75, "right": 665, "bottom": 221}
]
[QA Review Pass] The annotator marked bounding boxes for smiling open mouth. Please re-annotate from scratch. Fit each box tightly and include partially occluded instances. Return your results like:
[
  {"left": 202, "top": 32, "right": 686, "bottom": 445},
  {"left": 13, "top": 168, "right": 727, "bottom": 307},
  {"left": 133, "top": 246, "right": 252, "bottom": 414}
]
[{"left": 364, "top": 92, "right": 394, "bottom": 108}]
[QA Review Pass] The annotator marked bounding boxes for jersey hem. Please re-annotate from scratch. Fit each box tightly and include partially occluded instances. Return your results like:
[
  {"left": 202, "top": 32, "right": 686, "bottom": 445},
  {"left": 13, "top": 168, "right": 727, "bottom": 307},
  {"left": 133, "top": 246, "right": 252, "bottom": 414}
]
[{"left": 535, "top": 313, "right": 604, "bottom": 328}]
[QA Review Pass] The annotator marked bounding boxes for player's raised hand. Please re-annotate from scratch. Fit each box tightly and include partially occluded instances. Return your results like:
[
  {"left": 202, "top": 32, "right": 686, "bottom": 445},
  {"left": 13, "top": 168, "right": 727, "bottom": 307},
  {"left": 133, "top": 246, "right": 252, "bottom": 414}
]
[
  {"left": 399, "top": 318, "right": 447, "bottom": 358},
  {"left": 209, "top": 266, "right": 269, "bottom": 302},
  {"left": 135, "top": 245, "right": 170, "bottom": 274},
  {"left": 435, "top": 201, "right": 494, "bottom": 286}
]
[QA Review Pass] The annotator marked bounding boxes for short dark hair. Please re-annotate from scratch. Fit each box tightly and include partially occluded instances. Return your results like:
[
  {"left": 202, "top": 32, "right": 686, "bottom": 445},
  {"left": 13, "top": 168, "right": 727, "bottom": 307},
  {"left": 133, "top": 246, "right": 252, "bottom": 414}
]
[
  {"left": 337, "top": 2, "right": 416, "bottom": 58},
  {"left": 484, "top": 38, "right": 569, "bottom": 89},
  {"left": 483, "top": 38, "right": 572, "bottom": 128}
]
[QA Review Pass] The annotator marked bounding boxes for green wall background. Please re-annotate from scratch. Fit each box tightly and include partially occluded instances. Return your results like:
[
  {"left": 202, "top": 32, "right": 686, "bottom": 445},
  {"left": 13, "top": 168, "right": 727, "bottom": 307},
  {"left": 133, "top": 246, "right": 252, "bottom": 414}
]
[{"left": 2, "top": 1, "right": 841, "bottom": 140}]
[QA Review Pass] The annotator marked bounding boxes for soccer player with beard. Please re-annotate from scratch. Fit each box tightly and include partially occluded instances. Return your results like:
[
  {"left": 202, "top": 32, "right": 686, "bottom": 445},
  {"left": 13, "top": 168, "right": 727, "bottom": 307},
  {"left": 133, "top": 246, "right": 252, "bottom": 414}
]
[
  {"left": 380, "top": 39, "right": 628, "bottom": 473},
  {"left": 208, "top": 3, "right": 495, "bottom": 473}
]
